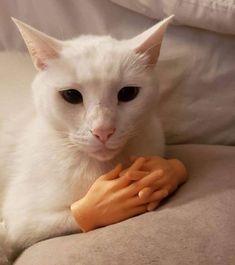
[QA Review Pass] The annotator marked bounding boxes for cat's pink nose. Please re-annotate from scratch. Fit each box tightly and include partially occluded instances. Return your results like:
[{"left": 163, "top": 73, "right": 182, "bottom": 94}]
[{"left": 91, "top": 127, "right": 116, "bottom": 144}]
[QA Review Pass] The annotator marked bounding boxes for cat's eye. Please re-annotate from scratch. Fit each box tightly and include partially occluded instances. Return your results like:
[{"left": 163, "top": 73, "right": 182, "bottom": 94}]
[
  {"left": 118, "top": 86, "right": 140, "bottom": 102},
  {"left": 60, "top": 89, "right": 83, "bottom": 104}
]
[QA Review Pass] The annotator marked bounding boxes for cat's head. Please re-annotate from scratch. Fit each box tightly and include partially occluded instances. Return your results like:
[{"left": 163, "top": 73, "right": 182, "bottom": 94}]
[{"left": 13, "top": 16, "right": 173, "bottom": 161}]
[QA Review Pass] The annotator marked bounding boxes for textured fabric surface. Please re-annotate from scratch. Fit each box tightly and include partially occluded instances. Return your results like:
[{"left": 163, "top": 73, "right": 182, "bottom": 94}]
[
  {"left": 14, "top": 144, "right": 235, "bottom": 265},
  {"left": 111, "top": 0, "right": 235, "bottom": 35}
]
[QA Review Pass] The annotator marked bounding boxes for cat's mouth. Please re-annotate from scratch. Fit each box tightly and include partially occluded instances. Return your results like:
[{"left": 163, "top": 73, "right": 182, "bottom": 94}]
[{"left": 89, "top": 146, "right": 122, "bottom": 161}]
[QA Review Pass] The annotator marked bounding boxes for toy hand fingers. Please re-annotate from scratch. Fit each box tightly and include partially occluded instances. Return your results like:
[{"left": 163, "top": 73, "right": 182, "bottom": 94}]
[
  {"left": 126, "top": 170, "right": 150, "bottom": 180},
  {"left": 130, "top": 156, "right": 152, "bottom": 163},
  {"left": 119, "top": 169, "right": 128, "bottom": 177},
  {"left": 165, "top": 183, "right": 178, "bottom": 194},
  {"left": 153, "top": 177, "right": 169, "bottom": 189},
  {"left": 138, "top": 175, "right": 168, "bottom": 200},
  {"left": 128, "top": 170, "right": 163, "bottom": 195},
  {"left": 118, "top": 170, "right": 149, "bottom": 189},
  {"left": 128, "top": 157, "right": 146, "bottom": 171},
  {"left": 147, "top": 201, "right": 160, "bottom": 211},
  {"left": 154, "top": 176, "right": 178, "bottom": 193},
  {"left": 102, "top": 164, "right": 123, "bottom": 180},
  {"left": 126, "top": 205, "right": 148, "bottom": 219},
  {"left": 117, "top": 170, "right": 150, "bottom": 190},
  {"left": 126, "top": 193, "right": 158, "bottom": 209},
  {"left": 149, "top": 189, "right": 169, "bottom": 202},
  {"left": 125, "top": 195, "right": 145, "bottom": 207},
  {"left": 119, "top": 157, "right": 147, "bottom": 182},
  {"left": 119, "top": 197, "right": 148, "bottom": 217},
  {"left": 138, "top": 187, "right": 154, "bottom": 200}
]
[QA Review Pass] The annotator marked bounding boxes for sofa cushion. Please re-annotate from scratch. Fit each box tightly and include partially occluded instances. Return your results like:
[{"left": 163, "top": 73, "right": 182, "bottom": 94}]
[{"left": 15, "top": 144, "right": 235, "bottom": 265}]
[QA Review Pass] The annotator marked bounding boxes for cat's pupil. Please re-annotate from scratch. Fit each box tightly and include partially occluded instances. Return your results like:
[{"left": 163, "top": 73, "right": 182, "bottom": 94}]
[
  {"left": 118, "top": 86, "right": 140, "bottom": 102},
  {"left": 60, "top": 89, "right": 83, "bottom": 104}
]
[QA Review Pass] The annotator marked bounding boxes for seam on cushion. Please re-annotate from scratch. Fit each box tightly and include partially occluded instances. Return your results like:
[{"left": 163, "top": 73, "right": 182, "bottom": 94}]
[{"left": 179, "top": 0, "right": 235, "bottom": 11}]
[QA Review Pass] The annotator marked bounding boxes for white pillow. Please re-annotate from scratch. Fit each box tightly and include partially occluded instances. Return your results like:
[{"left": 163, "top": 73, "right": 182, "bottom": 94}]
[
  {"left": 111, "top": 0, "right": 235, "bottom": 35},
  {"left": 157, "top": 25, "right": 235, "bottom": 145}
]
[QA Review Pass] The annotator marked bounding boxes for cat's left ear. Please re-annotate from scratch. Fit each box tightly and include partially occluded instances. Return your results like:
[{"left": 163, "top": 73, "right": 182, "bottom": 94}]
[
  {"left": 131, "top": 15, "right": 174, "bottom": 66},
  {"left": 12, "top": 18, "right": 63, "bottom": 71}
]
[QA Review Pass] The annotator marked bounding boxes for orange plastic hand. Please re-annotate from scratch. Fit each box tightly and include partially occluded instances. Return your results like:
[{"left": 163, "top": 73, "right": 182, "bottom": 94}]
[
  {"left": 71, "top": 158, "right": 162, "bottom": 232},
  {"left": 126, "top": 156, "right": 188, "bottom": 211}
]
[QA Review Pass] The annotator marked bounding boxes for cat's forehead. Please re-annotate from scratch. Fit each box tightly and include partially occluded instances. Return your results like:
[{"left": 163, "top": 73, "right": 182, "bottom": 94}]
[
  {"left": 64, "top": 36, "right": 123, "bottom": 62},
  {"left": 60, "top": 36, "right": 139, "bottom": 82},
  {"left": 63, "top": 35, "right": 120, "bottom": 56}
]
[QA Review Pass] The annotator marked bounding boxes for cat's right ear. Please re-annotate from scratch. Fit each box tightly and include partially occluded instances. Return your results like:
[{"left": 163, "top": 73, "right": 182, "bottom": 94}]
[
  {"left": 12, "top": 18, "right": 63, "bottom": 71},
  {"left": 130, "top": 15, "right": 174, "bottom": 66}
]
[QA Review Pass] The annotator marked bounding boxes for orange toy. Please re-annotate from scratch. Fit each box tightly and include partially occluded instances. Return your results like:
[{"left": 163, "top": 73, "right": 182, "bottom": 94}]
[
  {"left": 127, "top": 156, "right": 188, "bottom": 211},
  {"left": 71, "top": 157, "right": 187, "bottom": 232}
]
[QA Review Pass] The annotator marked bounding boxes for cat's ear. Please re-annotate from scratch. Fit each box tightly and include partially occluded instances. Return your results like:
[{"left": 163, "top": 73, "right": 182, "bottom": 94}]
[
  {"left": 12, "top": 18, "right": 63, "bottom": 70},
  {"left": 131, "top": 15, "right": 174, "bottom": 66}
]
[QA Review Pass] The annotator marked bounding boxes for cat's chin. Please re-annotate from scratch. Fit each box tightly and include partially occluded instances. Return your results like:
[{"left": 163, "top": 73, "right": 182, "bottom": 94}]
[{"left": 88, "top": 148, "right": 121, "bottom": 161}]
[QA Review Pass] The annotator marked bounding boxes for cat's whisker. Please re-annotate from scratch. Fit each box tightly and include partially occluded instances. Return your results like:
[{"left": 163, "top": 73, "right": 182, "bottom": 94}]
[{"left": 53, "top": 130, "right": 70, "bottom": 138}]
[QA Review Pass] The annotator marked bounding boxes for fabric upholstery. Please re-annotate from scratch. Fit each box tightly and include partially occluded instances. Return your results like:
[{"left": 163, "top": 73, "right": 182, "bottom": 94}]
[{"left": 14, "top": 144, "right": 235, "bottom": 265}]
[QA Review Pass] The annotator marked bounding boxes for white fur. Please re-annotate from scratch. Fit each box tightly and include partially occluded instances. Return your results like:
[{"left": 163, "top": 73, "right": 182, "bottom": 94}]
[{"left": 0, "top": 16, "right": 173, "bottom": 262}]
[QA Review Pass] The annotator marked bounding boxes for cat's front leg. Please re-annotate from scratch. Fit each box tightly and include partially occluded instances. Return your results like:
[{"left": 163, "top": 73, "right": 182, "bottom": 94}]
[{"left": 6, "top": 209, "right": 80, "bottom": 252}]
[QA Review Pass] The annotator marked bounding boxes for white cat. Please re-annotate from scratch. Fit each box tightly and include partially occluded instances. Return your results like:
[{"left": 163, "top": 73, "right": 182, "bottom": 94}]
[{"left": 0, "top": 15, "right": 173, "bottom": 263}]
